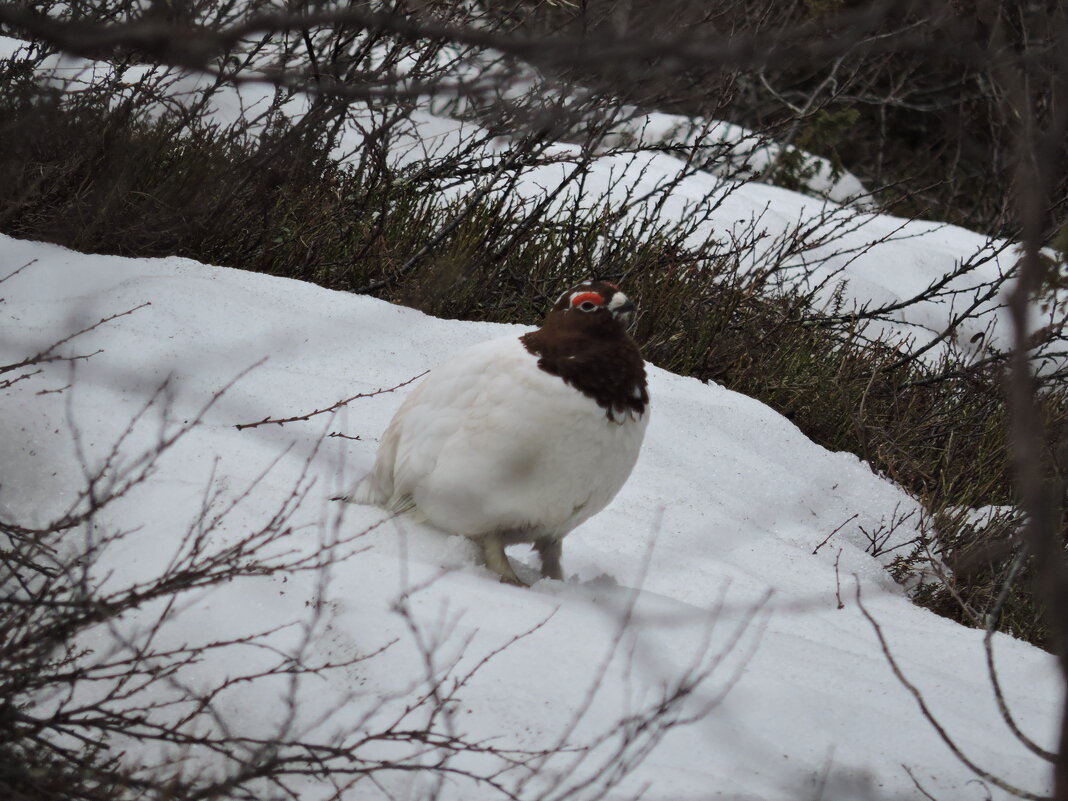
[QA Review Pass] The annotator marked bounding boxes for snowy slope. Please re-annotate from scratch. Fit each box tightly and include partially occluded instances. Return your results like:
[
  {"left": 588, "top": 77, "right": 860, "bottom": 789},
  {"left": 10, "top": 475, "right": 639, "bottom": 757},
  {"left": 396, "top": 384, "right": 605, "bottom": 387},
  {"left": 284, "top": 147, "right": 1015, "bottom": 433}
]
[{"left": 1, "top": 233, "right": 1059, "bottom": 800}]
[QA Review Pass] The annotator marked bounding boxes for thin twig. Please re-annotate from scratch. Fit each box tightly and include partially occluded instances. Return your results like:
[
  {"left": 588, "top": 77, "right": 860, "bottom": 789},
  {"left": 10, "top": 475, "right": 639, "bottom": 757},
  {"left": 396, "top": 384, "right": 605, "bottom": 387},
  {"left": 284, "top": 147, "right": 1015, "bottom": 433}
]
[
  {"left": 0, "top": 302, "right": 150, "bottom": 376},
  {"left": 834, "top": 549, "right": 845, "bottom": 610},
  {"left": 856, "top": 579, "right": 1048, "bottom": 800},
  {"left": 235, "top": 370, "right": 427, "bottom": 430},
  {"left": 903, "top": 764, "right": 940, "bottom": 801},
  {"left": 813, "top": 512, "right": 859, "bottom": 554}
]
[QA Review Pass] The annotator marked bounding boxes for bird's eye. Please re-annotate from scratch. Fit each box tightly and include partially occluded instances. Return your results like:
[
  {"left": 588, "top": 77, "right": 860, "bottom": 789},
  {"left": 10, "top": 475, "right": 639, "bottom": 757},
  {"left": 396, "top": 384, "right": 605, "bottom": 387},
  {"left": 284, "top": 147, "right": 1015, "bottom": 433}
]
[{"left": 570, "top": 291, "right": 603, "bottom": 311}]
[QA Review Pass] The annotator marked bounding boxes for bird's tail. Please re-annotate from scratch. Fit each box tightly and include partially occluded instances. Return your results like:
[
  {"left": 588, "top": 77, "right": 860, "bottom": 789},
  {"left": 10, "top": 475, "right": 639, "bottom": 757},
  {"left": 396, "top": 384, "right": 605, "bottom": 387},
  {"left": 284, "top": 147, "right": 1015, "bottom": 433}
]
[
  {"left": 333, "top": 474, "right": 381, "bottom": 505},
  {"left": 333, "top": 426, "right": 400, "bottom": 507}
]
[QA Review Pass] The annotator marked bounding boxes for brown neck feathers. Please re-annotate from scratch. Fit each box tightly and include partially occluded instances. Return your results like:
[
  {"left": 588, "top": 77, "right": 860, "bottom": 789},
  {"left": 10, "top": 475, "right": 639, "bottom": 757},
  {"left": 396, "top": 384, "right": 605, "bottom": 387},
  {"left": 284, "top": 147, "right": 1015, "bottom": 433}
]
[{"left": 521, "top": 312, "right": 648, "bottom": 422}]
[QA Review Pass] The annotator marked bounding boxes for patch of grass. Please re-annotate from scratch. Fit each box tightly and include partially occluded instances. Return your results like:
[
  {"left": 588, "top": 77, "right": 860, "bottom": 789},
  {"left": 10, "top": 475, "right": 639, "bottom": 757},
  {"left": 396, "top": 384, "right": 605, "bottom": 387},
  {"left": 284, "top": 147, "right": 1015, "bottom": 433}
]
[
  {"left": 0, "top": 83, "right": 433, "bottom": 288},
  {"left": 895, "top": 507, "right": 1047, "bottom": 638}
]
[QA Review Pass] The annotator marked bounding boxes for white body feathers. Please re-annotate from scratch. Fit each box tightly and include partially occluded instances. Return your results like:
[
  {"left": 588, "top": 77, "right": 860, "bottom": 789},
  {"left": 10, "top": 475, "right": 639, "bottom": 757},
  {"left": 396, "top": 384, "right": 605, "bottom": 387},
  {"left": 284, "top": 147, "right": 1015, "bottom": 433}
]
[{"left": 349, "top": 335, "right": 648, "bottom": 545}]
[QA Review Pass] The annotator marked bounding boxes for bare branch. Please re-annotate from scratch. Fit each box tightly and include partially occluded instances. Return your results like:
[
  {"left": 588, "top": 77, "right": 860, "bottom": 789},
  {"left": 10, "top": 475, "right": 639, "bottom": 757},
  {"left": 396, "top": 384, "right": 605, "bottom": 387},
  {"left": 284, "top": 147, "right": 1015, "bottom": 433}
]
[
  {"left": 856, "top": 580, "right": 1049, "bottom": 800},
  {"left": 234, "top": 370, "right": 428, "bottom": 430}
]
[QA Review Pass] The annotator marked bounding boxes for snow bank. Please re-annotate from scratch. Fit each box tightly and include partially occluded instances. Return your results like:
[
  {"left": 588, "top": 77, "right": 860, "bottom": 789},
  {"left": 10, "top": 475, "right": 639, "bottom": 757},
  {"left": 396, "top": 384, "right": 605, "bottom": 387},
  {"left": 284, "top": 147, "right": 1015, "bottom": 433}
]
[{"left": 0, "top": 234, "right": 1059, "bottom": 799}]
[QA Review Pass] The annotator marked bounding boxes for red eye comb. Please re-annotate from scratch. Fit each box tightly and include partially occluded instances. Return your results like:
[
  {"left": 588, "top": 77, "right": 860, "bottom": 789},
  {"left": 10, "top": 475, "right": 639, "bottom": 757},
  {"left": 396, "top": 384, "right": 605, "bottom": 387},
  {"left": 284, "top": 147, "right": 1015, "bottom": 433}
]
[{"left": 571, "top": 292, "right": 604, "bottom": 307}]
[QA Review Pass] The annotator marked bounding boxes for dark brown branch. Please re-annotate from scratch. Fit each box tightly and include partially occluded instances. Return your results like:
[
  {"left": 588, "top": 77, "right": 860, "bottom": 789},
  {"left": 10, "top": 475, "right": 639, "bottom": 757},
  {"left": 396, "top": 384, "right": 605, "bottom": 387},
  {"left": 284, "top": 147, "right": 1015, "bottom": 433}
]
[
  {"left": 997, "top": 3, "right": 1068, "bottom": 788},
  {"left": 984, "top": 620, "right": 1057, "bottom": 762},
  {"left": 856, "top": 580, "right": 1049, "bottom": 800},
  {"left": 0, "top": 302, "right": 150, "bottom": 376},
  {"left": 0, "top": 1, "right": 980, "bottom": 83},
  {"left": 234, "top": 370, "right": 428, "bottom": 430},
  {"left": 0, "top": 257, "right": 37, "bottom": 286},
  {"left": 812, "top": 512, "right": 859, "bottom": 555}
]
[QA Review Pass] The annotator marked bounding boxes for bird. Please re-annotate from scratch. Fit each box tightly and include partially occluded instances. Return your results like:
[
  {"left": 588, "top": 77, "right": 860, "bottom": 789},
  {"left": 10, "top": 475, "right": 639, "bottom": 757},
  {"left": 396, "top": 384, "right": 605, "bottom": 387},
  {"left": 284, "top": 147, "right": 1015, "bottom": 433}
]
[{"left": 340, "top": 281, "right": 649, "bottom": 586}]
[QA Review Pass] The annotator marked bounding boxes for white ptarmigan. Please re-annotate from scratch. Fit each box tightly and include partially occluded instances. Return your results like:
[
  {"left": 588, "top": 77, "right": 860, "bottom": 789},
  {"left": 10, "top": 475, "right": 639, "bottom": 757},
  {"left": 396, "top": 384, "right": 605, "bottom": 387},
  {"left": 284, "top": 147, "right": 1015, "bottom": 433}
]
[{"left": 341, "top": 281, "right": 649, "bottom": 586}]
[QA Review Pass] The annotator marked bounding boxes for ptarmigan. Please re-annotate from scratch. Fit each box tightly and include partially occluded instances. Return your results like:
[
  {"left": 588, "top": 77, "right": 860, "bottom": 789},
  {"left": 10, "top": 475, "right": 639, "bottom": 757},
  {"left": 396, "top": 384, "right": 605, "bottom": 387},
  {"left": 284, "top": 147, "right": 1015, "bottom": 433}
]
[{"left": 341, "top": 281, "right": 648, "bottom": 585}]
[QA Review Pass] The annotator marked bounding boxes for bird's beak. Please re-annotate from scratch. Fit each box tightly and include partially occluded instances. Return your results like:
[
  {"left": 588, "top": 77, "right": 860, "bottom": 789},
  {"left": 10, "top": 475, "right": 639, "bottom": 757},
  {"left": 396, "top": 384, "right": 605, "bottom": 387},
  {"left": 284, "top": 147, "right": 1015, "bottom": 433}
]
[{"left": 611, "top": 298, "right": 636, "bottom": 326}]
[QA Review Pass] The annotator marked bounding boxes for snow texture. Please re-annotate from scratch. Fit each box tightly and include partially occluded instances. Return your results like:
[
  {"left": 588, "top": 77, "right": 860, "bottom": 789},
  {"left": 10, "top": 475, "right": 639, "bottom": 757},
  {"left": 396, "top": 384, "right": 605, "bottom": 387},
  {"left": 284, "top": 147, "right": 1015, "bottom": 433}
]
[{"left": 0, "top": 233, "right": 1060, "bottom": 800}]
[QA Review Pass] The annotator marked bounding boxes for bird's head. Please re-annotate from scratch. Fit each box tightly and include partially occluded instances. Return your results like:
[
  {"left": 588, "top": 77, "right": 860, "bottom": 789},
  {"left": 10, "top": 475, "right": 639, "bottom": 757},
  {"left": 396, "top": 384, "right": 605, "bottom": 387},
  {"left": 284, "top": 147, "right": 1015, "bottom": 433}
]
[
  {"left": 549, "top": 281, "right": 636, "bottom": 330},
  {"left": 522, "top": 280, "right": 647, "bottom": 420}
]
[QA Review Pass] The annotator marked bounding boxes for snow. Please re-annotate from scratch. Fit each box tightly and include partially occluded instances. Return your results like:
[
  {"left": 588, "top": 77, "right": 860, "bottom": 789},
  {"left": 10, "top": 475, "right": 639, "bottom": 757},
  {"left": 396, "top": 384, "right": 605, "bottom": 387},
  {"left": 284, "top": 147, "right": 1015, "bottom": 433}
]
[
  {"left": 2, "top": 17, "right": 1064, "bottom": 797},
  {"left": 1, "top": 233, "right": 1060, "bottom": 800},
  {"left": 597, "top": 110, "right": 872, "bottom": 204}
]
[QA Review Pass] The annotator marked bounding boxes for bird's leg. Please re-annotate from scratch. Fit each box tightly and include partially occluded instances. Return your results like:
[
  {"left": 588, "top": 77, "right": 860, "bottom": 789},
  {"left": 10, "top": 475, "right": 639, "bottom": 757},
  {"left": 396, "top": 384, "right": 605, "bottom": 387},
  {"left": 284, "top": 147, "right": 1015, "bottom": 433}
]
[
  {"left": 534, "top": 537, "right": 563, "bottom": 581},
  {"left": 479, "top": 532, "right": 526, "bottom": 586}
]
